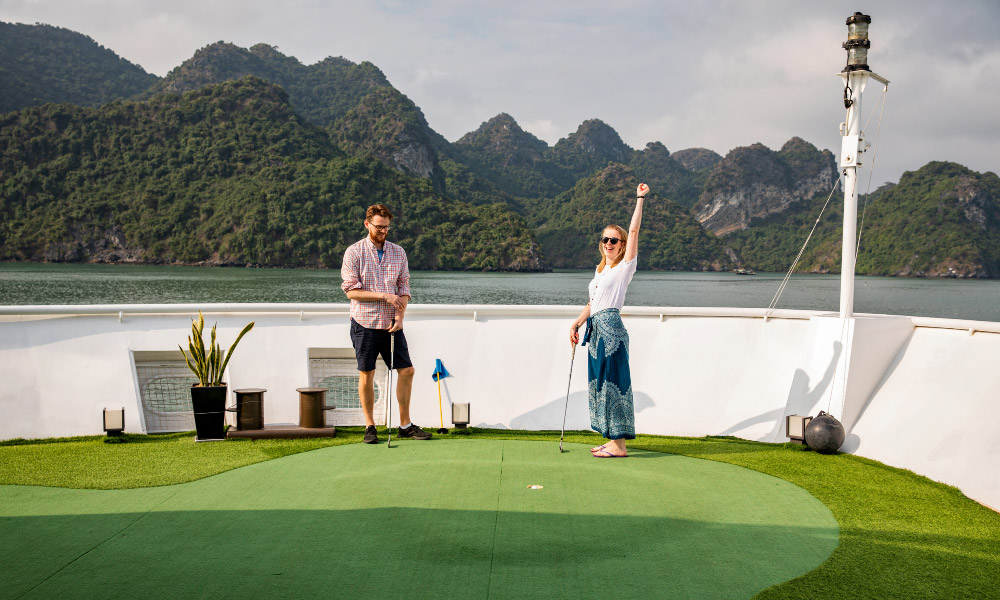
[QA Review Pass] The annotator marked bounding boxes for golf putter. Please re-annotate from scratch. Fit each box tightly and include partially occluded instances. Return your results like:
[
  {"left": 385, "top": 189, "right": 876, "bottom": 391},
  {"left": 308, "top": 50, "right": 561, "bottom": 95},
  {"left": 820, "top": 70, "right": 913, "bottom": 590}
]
[
  {"left": 560, "top": 343, "right": 577, "bottom": 452},
  {"left": 387, "top": 331, "right": 395, "bottom": 448}
]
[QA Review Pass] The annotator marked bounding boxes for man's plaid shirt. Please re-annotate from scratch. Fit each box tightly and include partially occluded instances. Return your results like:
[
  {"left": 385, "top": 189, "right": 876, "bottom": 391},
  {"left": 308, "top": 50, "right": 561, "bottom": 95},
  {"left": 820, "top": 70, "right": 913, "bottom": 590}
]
[{"left": 340, "top": 236, "right": 411, "bottom": 330}]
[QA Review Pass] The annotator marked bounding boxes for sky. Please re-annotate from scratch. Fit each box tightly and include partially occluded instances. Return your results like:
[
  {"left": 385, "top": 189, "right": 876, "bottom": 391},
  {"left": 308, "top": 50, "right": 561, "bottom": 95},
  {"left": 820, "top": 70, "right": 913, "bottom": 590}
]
[{"left": 2, "top": 0, "right": 998, "bottom": 187}]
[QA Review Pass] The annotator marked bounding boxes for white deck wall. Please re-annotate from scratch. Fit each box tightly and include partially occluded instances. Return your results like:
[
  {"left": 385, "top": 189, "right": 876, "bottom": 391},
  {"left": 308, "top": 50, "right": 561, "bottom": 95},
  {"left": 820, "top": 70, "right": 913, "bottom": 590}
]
[{"left": 1, "top": 303, "right": 997, "bottom": 510}]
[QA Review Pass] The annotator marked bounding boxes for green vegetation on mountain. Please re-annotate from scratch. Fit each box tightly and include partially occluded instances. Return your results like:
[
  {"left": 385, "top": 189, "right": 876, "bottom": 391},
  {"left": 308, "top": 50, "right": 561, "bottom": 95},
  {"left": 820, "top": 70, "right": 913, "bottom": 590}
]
[
  {"left": 0, "top": 21, "right": 158, "bottom": 113},
  {"left": 726, "top": 162, "right": 1000, "bottom": 277},
  {"left": 855, "top": 162, "right": 1000, "bottom": 277},
  {"left": 723, "top": 187, "right": 847, "bottom": 274},
  {"left": 549, "top": 119, "right": 633, "bottom": 181},
  {"left": 3, "top": 23, "right": 998, "bottom": 276},
  {"left": 437, "top": 155, "right": 520, "bottom": 209},
  {"left": 447, "top": 115, "right": 710, "bottom": 233},
  {"left": 695, "top": 138, "right": 838, "bottom": 236},
  {"left": 452, "top": 113, "right": 568, "bottom": 199},
  {"left": 629, "top": 142, "right": 706, "bottom": 209},
  {"left": 146, "top": 42, "right": 391, "bottom": 128},
  {"left": 328, "top": 86, "right": 444, "bottom": 186},
  {"left": 0, "top": 77, "right": 541, "bottom": 270},
  {"left": 670, "top": 147, "right": 723, "bottom": 172},
  {"left": 147, "top": 41, "right": 503, "bottom": 212},
  {"left": 534, "top": 164, "right": 731, "bottom": 270}
]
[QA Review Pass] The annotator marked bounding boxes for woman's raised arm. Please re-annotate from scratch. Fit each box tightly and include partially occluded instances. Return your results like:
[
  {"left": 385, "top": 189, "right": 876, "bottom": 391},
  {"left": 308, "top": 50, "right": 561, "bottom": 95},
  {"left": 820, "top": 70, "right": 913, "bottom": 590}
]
[{"left": 624, "top": 183, "right": 647, "bottom": 263}]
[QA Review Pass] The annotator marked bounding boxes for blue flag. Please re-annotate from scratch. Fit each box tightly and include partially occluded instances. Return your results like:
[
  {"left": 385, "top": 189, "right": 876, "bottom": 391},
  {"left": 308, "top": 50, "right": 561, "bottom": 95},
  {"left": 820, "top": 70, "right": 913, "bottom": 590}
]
[{"left": 432, "top": 359, "right": 450, "bottom": 382}]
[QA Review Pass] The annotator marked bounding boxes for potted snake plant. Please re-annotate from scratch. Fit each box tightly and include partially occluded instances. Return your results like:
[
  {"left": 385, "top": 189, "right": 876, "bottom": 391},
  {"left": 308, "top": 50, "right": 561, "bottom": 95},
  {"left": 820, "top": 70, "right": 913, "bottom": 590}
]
[{"left": 179, "top": 311, "right": 254, "bottom": 441}]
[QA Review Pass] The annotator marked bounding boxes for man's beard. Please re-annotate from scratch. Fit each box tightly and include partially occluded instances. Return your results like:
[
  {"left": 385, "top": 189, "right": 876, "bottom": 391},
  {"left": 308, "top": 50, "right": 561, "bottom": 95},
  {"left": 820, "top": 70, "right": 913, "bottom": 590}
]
[{"left": 369, "top": 230, "right": 386, "bottom": 244}]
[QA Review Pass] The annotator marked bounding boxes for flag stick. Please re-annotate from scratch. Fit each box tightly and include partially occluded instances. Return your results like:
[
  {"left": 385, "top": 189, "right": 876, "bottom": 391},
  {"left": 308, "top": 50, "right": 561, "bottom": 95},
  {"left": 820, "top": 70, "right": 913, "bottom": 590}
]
[{"left": 436, "top": 374, "right": 448, "bottom": 434}]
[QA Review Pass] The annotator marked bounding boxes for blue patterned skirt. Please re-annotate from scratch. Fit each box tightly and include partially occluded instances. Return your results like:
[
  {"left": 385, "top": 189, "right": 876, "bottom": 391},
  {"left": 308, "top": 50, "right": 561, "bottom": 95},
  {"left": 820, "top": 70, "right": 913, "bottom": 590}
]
[{"left": 582, "top": 308, "right": 635, "bottom": 440}]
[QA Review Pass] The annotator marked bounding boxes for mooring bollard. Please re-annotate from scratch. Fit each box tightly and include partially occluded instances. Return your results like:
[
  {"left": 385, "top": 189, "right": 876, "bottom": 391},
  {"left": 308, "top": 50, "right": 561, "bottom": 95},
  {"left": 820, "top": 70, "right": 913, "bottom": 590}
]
[
  {"left": 296, "top": 387, "right": 334, "bottom": 428},
  {"left": 232, "top": 388, "right": 266, "bottom": 431}
]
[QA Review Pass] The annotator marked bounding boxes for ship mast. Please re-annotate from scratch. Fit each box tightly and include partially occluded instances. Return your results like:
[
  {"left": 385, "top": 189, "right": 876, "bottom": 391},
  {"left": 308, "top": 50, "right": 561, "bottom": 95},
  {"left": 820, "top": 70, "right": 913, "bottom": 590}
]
[{"left": 838, "top": 12, "right": 888, "bottom": 318}]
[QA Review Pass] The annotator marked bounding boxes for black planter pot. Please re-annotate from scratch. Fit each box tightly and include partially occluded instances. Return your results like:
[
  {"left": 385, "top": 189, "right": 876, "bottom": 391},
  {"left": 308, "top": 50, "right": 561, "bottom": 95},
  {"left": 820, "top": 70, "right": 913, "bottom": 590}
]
[{"left": 191, "top": 385, "right": 228, "bottom": 441}]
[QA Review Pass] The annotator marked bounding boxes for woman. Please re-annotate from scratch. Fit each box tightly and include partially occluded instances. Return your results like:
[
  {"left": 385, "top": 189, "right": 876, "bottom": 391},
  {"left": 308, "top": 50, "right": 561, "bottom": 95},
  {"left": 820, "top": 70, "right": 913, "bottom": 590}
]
[{"left": 570, "top": 182, "right": 648, "bottom": 457}]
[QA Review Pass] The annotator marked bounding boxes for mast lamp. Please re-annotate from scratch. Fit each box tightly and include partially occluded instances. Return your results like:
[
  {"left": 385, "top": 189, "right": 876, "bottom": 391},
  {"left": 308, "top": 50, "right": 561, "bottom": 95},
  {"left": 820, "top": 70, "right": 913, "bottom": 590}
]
[{"left": 843, "top": 12, "right": 871, "bottom": 72}]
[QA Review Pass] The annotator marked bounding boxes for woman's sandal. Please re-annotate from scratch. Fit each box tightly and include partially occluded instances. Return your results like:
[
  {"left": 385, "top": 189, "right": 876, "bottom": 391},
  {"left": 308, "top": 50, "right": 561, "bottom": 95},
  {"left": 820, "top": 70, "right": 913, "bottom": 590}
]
[
  {"left": 591, "top": 444, "right": 608, "bottom": 453},
  {"left": 592, "top": 448, "right": 627, "bottom": 458}
]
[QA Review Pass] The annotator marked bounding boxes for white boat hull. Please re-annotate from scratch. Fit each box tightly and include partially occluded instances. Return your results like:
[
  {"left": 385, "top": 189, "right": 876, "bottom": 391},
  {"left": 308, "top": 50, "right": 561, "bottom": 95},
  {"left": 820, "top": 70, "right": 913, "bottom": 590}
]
[{"left": 1, "top": 303, "right": 997, "bottom": 510}]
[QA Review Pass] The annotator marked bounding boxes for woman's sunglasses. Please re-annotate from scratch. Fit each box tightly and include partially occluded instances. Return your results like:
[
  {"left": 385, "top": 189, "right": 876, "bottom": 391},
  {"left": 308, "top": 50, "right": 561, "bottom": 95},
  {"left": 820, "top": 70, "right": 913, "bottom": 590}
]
[{"left": 600, "top": 237, "right": 621, "bottom": 245}]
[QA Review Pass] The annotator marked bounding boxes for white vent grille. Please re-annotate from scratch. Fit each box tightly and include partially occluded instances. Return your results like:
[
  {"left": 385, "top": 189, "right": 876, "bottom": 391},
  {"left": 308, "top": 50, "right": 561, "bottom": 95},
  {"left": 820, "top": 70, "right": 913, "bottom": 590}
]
[
  {"left": 308, "top": 354, "right": 387, "bottom": 426},
  {"left": 135, "top": 360, "right": 198, "bottom": 433}
]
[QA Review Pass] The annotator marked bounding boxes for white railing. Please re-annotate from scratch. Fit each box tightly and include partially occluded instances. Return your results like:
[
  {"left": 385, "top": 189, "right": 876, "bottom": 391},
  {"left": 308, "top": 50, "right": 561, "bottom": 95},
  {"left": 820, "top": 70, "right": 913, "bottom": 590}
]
[{"left": 3, "top": 303, "right": 998, "bottom": 334}]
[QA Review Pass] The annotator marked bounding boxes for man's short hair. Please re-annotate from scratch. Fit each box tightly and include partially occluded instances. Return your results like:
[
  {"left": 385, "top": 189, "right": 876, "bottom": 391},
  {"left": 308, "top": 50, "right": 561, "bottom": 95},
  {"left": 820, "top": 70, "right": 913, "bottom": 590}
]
[{"left": 366, "top": 204, "right": 393, "bottom": 221}]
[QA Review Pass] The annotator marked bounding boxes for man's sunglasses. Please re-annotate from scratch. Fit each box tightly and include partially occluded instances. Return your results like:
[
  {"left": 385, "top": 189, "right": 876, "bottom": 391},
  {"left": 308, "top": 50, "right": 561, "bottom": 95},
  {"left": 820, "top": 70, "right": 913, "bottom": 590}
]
[{"left": 600, "top": 237, "right": 622, "bottom": 245}]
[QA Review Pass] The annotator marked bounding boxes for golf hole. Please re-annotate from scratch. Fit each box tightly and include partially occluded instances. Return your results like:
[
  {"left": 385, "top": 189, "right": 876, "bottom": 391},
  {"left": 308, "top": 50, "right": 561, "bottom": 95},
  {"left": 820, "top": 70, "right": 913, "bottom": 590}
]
[{"left": 527, "top": 485, "right": 544, "bottom": 490}]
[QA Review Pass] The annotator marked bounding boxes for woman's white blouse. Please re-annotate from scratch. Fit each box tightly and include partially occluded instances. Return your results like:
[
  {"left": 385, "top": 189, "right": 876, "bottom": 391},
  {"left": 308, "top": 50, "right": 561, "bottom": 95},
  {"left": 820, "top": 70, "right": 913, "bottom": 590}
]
[{"left": 588, "top": 257, "right": 637, "bottom": 313}]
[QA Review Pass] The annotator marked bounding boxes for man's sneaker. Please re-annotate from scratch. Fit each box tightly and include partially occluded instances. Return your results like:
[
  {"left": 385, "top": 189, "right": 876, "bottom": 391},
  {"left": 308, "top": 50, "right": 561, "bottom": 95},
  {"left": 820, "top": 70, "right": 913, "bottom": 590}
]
[
  {"left": 363, "top": 425, "right": 378, "bottom": 444},
  {"left": 397, "top": 424, "right": 432, "bottom": 440}
]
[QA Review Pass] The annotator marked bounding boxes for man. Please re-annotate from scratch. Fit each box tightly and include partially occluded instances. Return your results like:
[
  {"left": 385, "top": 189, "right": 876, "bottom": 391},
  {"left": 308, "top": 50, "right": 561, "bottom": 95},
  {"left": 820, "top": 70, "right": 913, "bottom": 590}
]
[{"left": 341, "top": 204, "right": 431, "bottom": 443}]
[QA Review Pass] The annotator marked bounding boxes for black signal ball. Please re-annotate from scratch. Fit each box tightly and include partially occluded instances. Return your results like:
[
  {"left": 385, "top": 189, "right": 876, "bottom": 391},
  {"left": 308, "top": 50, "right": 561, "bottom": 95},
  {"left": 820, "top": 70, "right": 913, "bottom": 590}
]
[{"left": 804, "top": 411, "right": 846, "bottom": 454}]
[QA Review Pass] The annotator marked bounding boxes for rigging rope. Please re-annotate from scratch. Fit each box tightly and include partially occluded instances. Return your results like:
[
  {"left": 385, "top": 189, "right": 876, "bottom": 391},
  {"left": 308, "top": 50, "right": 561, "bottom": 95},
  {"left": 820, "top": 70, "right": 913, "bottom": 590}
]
[
  {"left": 855, "top": 85, "right": 888, "bottom": 259},
  {"left": 764, "top": 177, "right": 842, "bottom": 319},
  {"left": 765, "top": 83, "right": 889, "bottom": 322},
  {"left": 861, "top": 85, "right": 886, "bottom": 133}
]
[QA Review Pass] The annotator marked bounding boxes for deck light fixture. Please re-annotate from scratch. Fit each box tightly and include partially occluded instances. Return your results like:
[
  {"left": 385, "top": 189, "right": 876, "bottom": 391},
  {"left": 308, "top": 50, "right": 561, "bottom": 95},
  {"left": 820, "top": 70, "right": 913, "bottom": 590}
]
[
  {"left": 452, "top": 402, "right": 470, "bottom": 429},
  {"left": 103, "top": 407, "right": 125, "bottom": 436},
  {"left": 786, "top": 414, "right": 812, "bottom": 444},
  {"left": 843, "top": 12, "right": 872, "bottom": 72}
]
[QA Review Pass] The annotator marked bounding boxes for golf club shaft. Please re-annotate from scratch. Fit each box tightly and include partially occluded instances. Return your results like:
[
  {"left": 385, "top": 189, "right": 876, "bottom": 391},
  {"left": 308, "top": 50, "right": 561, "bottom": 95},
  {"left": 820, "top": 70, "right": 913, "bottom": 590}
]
[
  {"left": 560, "top": 344, "right": 577, "bottom": 450},
  {"left": 387, "top": 331, "right": 395, "bottom": 447}
]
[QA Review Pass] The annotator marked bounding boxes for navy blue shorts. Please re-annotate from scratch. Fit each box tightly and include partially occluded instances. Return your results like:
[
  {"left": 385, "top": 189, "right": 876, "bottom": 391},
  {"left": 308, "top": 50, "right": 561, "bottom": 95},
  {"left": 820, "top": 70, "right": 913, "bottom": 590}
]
[{"left": 350, "top": 319, "right": 413, "bottom": 372}]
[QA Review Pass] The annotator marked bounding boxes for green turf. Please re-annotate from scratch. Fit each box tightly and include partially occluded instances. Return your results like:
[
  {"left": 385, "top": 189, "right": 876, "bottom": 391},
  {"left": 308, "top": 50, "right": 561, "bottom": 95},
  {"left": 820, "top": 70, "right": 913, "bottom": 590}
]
[
  {"left": 1, "top": 428, "right": 998, "bottom": 599},
  {"left": 0, "top": 440, "right": 836, "bottom": 599},
  {"left": 0, "top": 431, "right": 357, "bottom": 488}
]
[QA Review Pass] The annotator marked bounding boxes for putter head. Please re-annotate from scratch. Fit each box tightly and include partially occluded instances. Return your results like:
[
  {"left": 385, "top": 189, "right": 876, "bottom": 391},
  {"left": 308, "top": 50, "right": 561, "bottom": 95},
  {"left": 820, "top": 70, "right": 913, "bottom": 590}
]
[{"left": 437, "top": 428, "right": 448, "bottom": 434}]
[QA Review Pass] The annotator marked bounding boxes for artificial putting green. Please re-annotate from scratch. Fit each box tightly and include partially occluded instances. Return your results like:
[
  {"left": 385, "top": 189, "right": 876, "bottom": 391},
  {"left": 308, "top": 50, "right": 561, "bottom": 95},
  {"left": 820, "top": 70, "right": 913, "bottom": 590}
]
[{"left": 0, "top": 439, "right": 837, "bottom": 599}]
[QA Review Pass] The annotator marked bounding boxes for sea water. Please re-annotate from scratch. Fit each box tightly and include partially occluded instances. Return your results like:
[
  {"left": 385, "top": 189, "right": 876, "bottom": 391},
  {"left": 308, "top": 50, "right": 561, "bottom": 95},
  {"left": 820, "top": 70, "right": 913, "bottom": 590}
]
[{"left": 0, "top": 262, "right": 998, "bottom": 322}]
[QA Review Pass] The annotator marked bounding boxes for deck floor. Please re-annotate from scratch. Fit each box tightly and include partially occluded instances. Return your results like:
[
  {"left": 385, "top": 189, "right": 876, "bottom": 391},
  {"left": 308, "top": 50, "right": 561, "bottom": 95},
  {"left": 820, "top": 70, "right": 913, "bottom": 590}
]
[{"left": 0, "top": 439, "right": 838, "bottom": 599}]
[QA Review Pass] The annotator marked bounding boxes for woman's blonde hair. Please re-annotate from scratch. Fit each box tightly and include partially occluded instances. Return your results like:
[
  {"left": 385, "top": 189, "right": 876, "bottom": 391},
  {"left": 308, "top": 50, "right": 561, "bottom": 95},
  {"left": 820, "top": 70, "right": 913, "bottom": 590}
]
[{"left": 597, "top": 225, "right": 628, "bottom": 273}]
